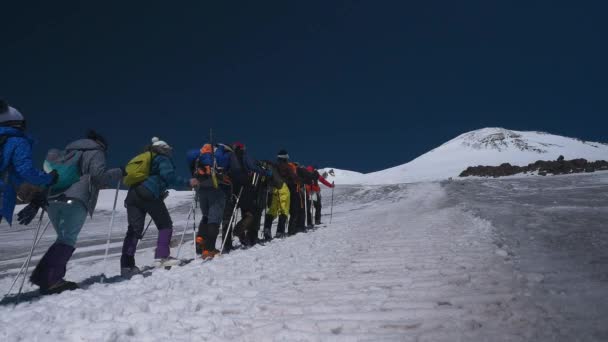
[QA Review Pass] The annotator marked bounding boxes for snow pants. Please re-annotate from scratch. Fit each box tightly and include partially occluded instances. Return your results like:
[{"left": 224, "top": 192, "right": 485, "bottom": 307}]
[
  {"left": 288, "top": 184, "right": 305, "bottom": 235},
  {"left": 47, "top": 199, "right": 88, "bottom": 247},
  {"left": 31, "top": 198, "right": 87, "bottom": 289},
  {"left": 307, "top": 191, "right": 322, "bottom": 225},
  {"left": 268, "top": 183, "right": 290, "bottom": 218},
  {"left": 122, "top": 186, "right": 174, "bottom": 267},
  {"left": 198, "top": 186, "right": 226, "bottom": 225},
  {"left": 197, "top": 186, "right": 226, "bottom": 252}
]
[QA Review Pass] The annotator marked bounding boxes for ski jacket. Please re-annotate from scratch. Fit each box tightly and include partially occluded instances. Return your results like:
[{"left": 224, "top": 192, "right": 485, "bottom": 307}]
[
  {"left": 305, "top": 166, "right": 333, "bottom": 193},
  {"left": 296, "top": 166, "right": 316, "bottom": 186},
  {"left": 0, "top": 127, "right": 54, "bottom": 224},
  {"left": 229, "top": 149, "right": 266, "bottom": 186},
  {"left": 55, "top": 139, "right": 122, "bottom": 216},
  {"left": 142, "top": 151, "right": 188, "bottom": 199},
  {"left": 276, "top": 160, "right": 298, "bottom": 187},
  {"left": 265, "top": 162, "right": 285, "bottom": 189}
]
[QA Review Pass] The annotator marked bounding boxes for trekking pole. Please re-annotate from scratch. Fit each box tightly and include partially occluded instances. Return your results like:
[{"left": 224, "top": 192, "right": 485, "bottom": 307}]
[
  {"left": 175, "top": 189, "right": 198, "bottom": 259},
  {"left": 303, "top": 186, "right": 309, "bottom": 228},
  {"left": 16, "top": 210, "right": 47, "bottom": 299},
  {"left": 261, "top": 184, "right": 268, "bottom": 240},
  {"left": 220, "top": 187, "right": 243, "bottom": 254},
  {"left": 175, "top": 204, "right": 195, "bottom": 260},
  {"left": 140, "top": 218, "right": 153, "bottom": 241},
  {"left": 329, "top": 181, "right": 335, "bottom": 224},
  {"left": 101, "top": 180, "right": 121, "bottom": 283},
  {"left": 5, "top": 219, "right": 52, "bottom": 298},
  {"left": 191, "top": 189, "right": 198, "bottom": 256},
  {"left": 311, "top": 191, "right": 315, "bottom": 229}
]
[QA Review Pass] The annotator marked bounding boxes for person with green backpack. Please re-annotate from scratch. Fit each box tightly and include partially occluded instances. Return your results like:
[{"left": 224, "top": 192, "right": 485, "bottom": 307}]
[
  {"left": 120, "top": 137, "right": 191, "bottom": 276},
  {"left": 23, "top": 130, "right": 122, "bottom": 295}
]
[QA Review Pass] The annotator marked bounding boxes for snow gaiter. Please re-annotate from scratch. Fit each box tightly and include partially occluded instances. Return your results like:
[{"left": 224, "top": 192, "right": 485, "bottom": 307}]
[
  {"left": 30, "top": 243, "right": 75, "bottom": 289},
  {"left": 155, "top": 228, "right": 173, "bottom": 259}
]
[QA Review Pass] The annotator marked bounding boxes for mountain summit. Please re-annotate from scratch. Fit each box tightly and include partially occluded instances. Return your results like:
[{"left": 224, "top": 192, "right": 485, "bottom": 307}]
[{"left": 325, "top": 128, "right": 608, "bottom": 184}]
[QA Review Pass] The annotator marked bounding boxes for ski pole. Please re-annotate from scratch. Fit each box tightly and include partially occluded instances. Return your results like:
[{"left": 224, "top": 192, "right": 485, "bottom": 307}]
[
  {"left": 5, "top": 219, "right": 52, "bottom": 298},
  {"left": 191, "top": 189, "right": 198, "bottom": 256},
  {"left": 261, "top": 184, "right": 268, "bottom": 239},
  {"left": 311, "top": 191, "right": 315, "bottom": 228},
  {"left": 175, "top": 204, "right": 195, "bottom": 260},
  {"left": 303, "top": 186, "right": 309, "bottom": 228},
  {"left": 101, "top": 180, "right": 121, "bottom": 283},
  {"left": 140, "top": 218, "right": 153, "bottom": 241},
  {"left": 330, "top": 181, "right": 335, "bottom": 224},
  {"left": 220, "top": 187, "right": 243, "bottom": 254},
  {"left": 16, "top": 210, "right": 47, "bottom": 299}
]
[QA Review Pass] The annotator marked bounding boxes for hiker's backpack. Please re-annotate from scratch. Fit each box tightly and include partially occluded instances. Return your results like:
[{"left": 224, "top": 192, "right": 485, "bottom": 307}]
[
  {"left": 193, "top": 144, "right": 231, "bottom": 177},
  {"left": 43, "top": 148, "right": 83, "bottom": 193},
  {"left": 123, "top": 151, "right": 155, "bottom": 187}
]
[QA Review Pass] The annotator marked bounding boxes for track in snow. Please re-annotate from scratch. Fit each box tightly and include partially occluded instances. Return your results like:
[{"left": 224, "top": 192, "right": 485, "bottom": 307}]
[{"left": 0, "top": 175, "right": 606, "bottom": 341}]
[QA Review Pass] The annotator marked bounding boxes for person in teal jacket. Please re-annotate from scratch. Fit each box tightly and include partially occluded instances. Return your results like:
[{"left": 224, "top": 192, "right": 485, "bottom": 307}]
[{"left": 120, "top": 137, "right": 191, "bottom": 276}]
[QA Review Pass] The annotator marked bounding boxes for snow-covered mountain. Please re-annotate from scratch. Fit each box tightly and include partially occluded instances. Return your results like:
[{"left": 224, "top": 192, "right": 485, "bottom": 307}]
[{"left": 323, "top": 128, "right": 608, "bottom": 185}]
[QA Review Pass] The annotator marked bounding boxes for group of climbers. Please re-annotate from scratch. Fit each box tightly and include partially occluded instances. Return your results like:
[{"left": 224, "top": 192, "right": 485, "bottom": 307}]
[{"left": 0, "top": 99, "right": 334, "bottom": 295}]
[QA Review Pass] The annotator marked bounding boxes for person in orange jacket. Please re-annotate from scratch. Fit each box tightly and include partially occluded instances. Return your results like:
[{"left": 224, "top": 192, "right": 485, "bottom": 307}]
[{"left": 305, "top": 165, "right": 334, "bottom": 226}]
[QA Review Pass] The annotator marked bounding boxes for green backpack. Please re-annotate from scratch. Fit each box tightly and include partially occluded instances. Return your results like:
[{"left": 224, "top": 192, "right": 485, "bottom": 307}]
[
  {"left": 43, "top": 148, "right": 83, "bottom": 195},
  {"left": 123, "top": 151, "right": 155, "bottom": 187}
]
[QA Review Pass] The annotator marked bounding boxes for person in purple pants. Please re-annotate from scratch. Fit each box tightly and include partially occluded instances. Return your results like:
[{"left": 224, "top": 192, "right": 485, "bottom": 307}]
[{"left": 120, "top": 137, "right": 191, "bottom": 277}]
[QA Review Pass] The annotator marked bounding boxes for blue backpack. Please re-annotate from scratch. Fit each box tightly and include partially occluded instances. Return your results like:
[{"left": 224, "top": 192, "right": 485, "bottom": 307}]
[{"left": 43, "top": 148, "right": 82, "bottom": 194}]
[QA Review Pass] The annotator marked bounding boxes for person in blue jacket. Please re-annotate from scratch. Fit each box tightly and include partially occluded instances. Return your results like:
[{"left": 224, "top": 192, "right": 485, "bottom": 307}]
[
  {"left": 187, "top": 143, "right": 232, "bottom": 260},
  {"left": 120, "top": 137, "right": 191, "bottom": 276},
  {"left": 0, "top": 99, "right": 56, "bottom": 225}
]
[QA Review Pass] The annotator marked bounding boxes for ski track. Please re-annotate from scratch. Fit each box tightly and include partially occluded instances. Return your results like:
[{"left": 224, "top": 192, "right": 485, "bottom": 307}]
[{"left": 0, "top": 182, "right": 592, "bottom": 341}]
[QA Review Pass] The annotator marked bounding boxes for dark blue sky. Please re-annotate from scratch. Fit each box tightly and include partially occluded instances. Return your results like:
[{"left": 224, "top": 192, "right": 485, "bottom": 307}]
[{"left": 2, "top": 1, "right": 607, "bottom": 173}]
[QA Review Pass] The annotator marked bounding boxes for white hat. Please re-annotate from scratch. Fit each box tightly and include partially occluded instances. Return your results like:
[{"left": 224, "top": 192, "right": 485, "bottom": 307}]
[{"left": 151, "top": 137, "right": 172, "bottom": 149}]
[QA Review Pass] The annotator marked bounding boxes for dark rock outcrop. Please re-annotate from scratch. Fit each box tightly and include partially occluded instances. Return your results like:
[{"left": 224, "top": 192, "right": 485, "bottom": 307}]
[{"left": 459, "top": 156, "right": 608, "bottom": 178}]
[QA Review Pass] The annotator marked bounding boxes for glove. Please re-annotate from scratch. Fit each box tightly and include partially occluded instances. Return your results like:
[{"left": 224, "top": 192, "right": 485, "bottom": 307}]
[
  {"left": 31, "top": 190, "right": 49, "bottom": 208},
  {"left": 17, "top": 203, "right": 41, "bottom": 225},
  {"left": 17, "top": 188, "right": 49, "bottom": 225},
  {"left": 48, "top": 170, "right": 59, "bottom": 186},
  {"left": 161, "top": 190, "right": 170, "bottom": 200}
]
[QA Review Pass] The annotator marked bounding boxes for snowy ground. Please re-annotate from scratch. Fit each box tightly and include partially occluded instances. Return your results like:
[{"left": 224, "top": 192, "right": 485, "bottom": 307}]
[{"left": 0, "top": 174, "right": 606, "bottom": 341}]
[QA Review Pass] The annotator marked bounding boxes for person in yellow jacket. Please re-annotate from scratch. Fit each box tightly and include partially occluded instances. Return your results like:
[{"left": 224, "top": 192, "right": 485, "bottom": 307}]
[{"left": 261, "top": 150, "right": 297, "bottom": 239}]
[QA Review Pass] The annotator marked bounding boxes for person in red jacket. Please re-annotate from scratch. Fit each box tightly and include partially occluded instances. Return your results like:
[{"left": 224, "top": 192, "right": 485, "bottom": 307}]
[{"left": 305, "top": 166, "right": 334, "bottom": 226}]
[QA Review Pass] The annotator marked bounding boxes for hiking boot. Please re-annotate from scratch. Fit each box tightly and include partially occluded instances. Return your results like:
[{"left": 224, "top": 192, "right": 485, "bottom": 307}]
[
  {"left": 41, "top": 280, "right": 79, "bottom": 295},
  {"left": 275, "top": 232, "right": 286, "bottom": 239},
  {"left": 202, "top": 249, "right": 220, "bottom": 261},
  {"left": 120, "top": 266, "right": 141, "bottom": 278},
  {"left": 195, "top": 236, "right": 204, "bottom": 255},
  {"left": 154, "top": 257, "right": 181, "bottom": 268}
]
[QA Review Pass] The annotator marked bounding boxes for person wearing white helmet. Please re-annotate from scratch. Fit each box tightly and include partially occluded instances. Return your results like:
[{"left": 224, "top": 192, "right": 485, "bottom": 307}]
[{"left": 120, "top": 137, "right": 190, "bottom": 276}]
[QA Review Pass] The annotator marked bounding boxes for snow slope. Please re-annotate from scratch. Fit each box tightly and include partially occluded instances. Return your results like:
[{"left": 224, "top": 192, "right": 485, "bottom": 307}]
[
  {"left": 323, "top": 128, "right": 608, "bottom": 185},
  {"left": 0, "top": 183, "right": 533, "bottom": 341},
  {"left": 1, "top": 173, "right": 607, "bottom": 340}
]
